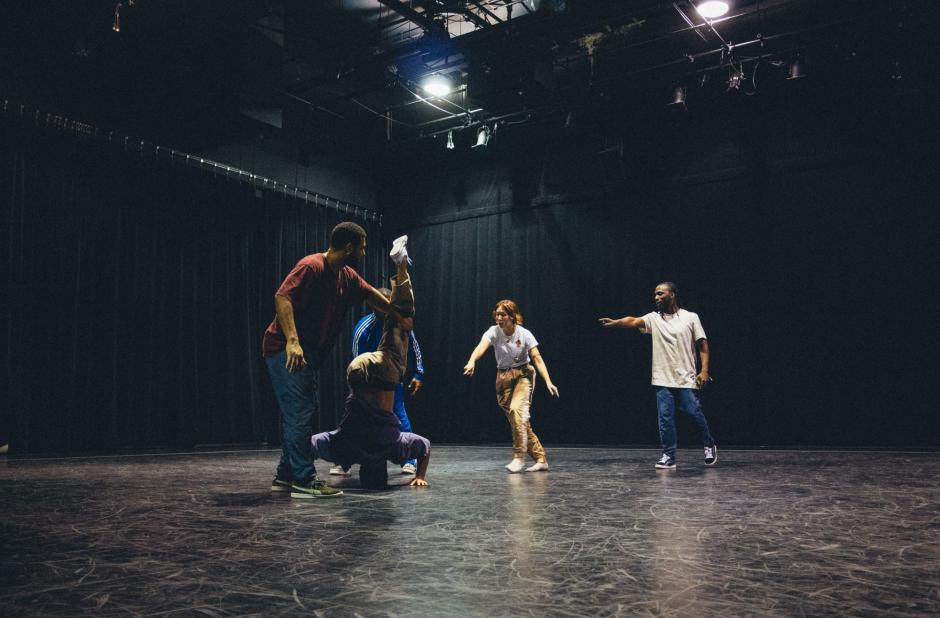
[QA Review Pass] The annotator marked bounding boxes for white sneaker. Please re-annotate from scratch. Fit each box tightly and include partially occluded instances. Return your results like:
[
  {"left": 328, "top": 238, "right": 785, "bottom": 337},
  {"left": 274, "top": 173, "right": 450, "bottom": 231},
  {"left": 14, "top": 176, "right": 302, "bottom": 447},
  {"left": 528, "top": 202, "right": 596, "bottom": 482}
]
[
  {"left": 329, "top": 465, "right": 350, "bottom": 476},
  {"left": 389, "top": 235, "right": 411, "bottom": 265},
  {"left": 704, "top": 445, "right": 718, "bottom": 466},
  {"left": 526, "top": 462, "right": 549, "bottom": 472},
  {"left": 401, "top": 463, "right": 417, "bottom": 475},
  {"left": 505, "top": 458, "right": 525, "bottom": 473},
  {"left": 655, "top": 454, "right": 676, "bottom": 470}
]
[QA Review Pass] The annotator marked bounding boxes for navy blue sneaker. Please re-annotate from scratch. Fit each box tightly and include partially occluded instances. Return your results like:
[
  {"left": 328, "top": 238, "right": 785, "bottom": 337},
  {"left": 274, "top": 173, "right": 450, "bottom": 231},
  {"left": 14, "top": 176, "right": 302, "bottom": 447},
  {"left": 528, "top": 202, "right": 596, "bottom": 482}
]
[{"left": 655, "top": 454, "right": 676, "bottom": 470}]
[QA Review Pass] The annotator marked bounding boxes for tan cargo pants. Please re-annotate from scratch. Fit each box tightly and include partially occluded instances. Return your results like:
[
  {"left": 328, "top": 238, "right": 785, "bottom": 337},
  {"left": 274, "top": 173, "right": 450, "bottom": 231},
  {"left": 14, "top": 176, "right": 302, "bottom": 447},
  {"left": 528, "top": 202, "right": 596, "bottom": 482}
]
[{"left": 495, "top": 364, "right": 547, "bottom": 463}]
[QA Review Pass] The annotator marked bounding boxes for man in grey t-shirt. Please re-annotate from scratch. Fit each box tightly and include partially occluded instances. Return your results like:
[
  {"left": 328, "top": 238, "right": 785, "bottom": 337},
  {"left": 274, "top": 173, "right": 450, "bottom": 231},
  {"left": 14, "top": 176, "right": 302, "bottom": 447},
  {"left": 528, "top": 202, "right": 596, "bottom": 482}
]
[{"left": 599, "top": 282, "right": 717, "bottom": 470}]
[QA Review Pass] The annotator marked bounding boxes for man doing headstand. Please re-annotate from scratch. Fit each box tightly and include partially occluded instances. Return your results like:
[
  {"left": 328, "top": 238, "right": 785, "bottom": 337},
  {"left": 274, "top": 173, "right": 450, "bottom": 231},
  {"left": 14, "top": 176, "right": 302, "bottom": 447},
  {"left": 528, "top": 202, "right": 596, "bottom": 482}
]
[{"left": 308, "top": 236, "right": 431, "bottom": 490}]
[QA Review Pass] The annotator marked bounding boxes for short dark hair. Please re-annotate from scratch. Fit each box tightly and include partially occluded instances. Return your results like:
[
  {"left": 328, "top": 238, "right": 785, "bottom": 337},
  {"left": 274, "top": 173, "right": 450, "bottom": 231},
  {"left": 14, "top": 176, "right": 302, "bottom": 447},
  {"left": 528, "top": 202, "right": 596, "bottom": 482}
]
[{"left": 330, "top": 222, "right": 367, "bottom": 250}]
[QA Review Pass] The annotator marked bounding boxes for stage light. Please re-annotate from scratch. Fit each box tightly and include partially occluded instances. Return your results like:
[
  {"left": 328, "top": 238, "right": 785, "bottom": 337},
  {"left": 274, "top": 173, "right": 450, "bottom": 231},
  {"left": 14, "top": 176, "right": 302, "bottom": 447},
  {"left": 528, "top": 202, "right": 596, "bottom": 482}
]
[
  {"left": 668, "top": 85, "right": 687, "bottom": 108},
  {"left": 786, "top": 58, "right": 805, "bottom": 80},
  {"left": 446, "top": 130, "right": 455, "bottom": 150},
  {"left": 472, "top": 125, "right": 491, "bottom": 148},
  {"left": 695, "top": 1, "right": 729, "bottom": 19},
  {"left": 112, "top": 2, "right": 122, "bottom": 32},
  {"left": 727, "top": 65, "right": 745, "bottom": 90},
  {"left": 421, "top": 75, "right": 452, "bottom": 98}
]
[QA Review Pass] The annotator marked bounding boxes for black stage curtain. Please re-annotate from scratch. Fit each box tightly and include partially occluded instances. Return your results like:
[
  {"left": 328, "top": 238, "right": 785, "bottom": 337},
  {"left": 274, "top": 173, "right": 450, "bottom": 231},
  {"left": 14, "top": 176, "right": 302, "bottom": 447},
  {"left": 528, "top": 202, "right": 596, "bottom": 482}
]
[
  {"left": 382, "top": 113, "right": 938, "bottom": 449},
  {"left": 0, "top": 122, "right": 386, "bottom": 454}
]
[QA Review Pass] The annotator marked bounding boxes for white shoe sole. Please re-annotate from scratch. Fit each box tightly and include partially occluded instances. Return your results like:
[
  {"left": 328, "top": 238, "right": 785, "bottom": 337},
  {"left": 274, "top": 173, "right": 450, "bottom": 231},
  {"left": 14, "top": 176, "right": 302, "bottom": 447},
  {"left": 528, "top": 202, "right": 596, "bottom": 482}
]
[
  {"left": 290, "top": 491, "right": 344, "bottom": 499},
  {"left": 390, "top": 235, "right": 409, "bottom": 263}
]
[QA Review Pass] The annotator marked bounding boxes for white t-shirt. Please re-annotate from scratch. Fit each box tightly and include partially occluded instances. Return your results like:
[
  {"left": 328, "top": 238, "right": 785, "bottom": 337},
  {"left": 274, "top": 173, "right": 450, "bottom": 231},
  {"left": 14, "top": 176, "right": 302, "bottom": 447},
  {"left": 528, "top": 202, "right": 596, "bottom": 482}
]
[
  {"left": 484, "top": 325, "right": 539, "bottom": 370},
  {"left": 639, "top": 309, "right": 706, "bottom": 389}
]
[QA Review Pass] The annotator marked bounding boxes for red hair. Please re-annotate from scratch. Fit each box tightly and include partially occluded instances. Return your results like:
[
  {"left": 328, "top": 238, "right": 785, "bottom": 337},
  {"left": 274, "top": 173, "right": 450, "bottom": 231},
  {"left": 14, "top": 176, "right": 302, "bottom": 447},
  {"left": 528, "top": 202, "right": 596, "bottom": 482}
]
[{"left": 492, "top": 299, "right": 524, "bottom": 325}]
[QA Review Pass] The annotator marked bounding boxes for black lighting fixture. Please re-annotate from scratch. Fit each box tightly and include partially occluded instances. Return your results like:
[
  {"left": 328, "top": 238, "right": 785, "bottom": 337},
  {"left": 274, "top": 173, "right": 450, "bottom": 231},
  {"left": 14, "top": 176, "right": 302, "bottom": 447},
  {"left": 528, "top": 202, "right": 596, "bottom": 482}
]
[
  {"left": 668, "top": 85, "right": 687, "bottom": 109},
  {"left": 787, "top": 57, "right": 805, "bottom": 80},
  {"left": 112, "top": 2, "right": 122, "bottom": 32},
  {"left": 727, "top": 64, "right": 745, "bottom": 90},
  {"left": 472, "top": 125, "right": 492, "bottom": 148}
]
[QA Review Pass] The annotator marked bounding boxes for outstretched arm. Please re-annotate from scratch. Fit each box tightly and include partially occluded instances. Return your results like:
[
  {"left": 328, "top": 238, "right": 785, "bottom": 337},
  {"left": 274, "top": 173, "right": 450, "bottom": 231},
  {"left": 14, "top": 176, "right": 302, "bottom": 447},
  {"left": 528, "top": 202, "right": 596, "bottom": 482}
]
[
  {"left": 463, "top": 339, "right": 492, "bottom": 376},
  {"left": 365, "top": 287, "right": 412, "bottom": 330},
  {"left": 409, "top": 451, "right": 430, "bottom": 487},
  {"left": 530, "top": 347, "right": 559, "bottom": 397},
  {"left": 598, "top": 316, "right": 646, "bottom": 329}
]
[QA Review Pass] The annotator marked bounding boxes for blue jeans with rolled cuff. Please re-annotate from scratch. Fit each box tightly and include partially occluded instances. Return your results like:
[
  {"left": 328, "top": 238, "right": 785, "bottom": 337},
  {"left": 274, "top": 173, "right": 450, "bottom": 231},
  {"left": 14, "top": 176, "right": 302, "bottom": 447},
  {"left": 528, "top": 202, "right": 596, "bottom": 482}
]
[
  {"left": 656, "top": 387, "right": 715, "bottom": 459},
  {"left": 266, "top": 350, "right": 320, "bottom": 484}
]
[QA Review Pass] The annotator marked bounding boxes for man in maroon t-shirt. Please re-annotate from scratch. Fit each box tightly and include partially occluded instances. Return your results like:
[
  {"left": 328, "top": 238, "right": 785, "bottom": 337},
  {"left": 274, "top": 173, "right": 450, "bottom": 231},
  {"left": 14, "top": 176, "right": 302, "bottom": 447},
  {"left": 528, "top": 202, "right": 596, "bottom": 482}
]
[{"left": 264, "top": 221, "right": 397, "bottom": 499}]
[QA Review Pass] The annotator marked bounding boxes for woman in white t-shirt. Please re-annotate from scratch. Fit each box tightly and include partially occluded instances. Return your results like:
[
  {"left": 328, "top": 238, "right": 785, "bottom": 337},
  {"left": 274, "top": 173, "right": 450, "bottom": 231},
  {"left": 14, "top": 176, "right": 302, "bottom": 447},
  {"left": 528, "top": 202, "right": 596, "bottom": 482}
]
[{"left": 463, "top": 299, "right": 559, "bottom": 473}]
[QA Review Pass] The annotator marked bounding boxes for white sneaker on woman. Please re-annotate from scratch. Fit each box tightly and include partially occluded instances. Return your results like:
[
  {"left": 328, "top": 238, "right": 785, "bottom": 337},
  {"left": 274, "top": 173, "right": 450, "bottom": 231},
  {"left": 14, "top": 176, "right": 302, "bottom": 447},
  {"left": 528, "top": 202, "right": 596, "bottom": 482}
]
[
  {"left": 526, "top": 462, "right": 549, "bottom": 472},
  {"left": 505, "top": 458, "right": 525, "bottom": 473}
]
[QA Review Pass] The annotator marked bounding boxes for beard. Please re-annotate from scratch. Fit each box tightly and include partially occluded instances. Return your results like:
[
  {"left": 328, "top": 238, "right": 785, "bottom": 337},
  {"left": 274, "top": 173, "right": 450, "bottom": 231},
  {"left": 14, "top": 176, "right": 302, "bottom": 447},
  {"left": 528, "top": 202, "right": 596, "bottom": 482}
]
[{"left": 344, "top": 253, "right": 361, "bottom": 270}]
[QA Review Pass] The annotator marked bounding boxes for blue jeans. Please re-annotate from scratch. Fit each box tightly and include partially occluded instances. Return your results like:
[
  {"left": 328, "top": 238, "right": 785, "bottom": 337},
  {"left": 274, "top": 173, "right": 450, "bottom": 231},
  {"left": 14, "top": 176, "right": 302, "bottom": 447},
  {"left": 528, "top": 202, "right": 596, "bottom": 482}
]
[
  {"left": 393, "top": 383, "right": 417, "bottom": 468},
  {"left": 656, "top": 387, "right": 715, "bottom": 459},
  {"left": 266, "top": 350, "right": 320, "bottom": 483}
]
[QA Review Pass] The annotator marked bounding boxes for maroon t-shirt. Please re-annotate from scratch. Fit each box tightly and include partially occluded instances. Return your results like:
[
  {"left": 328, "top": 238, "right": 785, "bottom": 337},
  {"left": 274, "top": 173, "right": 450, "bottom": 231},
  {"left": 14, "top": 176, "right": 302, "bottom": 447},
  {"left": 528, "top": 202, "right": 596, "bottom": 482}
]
[{"left": 262, "top": 253, "right": 372, "bottom": 358}]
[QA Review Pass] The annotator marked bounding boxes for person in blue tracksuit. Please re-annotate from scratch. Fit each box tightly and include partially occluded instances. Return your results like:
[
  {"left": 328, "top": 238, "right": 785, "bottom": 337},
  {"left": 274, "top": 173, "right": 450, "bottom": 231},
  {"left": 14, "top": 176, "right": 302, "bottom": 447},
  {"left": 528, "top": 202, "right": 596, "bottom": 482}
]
[{"left": 330, "top": 289, "right": 425, "bottom": 475}]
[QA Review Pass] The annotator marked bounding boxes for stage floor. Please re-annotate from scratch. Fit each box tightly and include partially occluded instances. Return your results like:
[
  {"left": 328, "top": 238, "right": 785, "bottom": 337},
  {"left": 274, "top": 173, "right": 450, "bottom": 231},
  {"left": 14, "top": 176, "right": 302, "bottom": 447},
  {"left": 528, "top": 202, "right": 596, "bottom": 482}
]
[{"left": 2, "top": 446, "right": 938, "bottom": 616}]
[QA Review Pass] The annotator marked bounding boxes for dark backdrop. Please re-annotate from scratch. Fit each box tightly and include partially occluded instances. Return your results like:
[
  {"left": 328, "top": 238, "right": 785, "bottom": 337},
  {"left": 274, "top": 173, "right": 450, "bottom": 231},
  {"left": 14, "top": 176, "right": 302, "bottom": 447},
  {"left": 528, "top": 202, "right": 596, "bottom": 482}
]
[
  {"left": 0, "top": 117, "right": 386, "bottom": 454},
  {"left": 379, "top": 77, "right": 939, "bottom": 448}
]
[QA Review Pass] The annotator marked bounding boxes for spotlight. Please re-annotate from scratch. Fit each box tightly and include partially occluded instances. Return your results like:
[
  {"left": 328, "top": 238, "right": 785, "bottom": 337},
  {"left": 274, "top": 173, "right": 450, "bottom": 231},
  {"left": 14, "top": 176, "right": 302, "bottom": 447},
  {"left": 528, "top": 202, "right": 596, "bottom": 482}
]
[
  {"left": 786, "top": 58, "right": 805, "bottom": 80},
  {"left": 727, "top": 65, "right": 745, "bottom": 90},
  {"left": 695, "top": 1, "right": 729, "bottom": 19},
  {"left": 668, "top": 85, "right": 687, "bottom": 108},
  {"left": 446, "top": 130, "right": 455, "bottom": 150},
  {"left": 421, "top": 75, "right": 452, "bottom": 98},
  {"left": 112, "top": 2, "right": 122, "bottom": 32},
  {"left": 472, "top": 125, "right": 491, "bottom": 148}
]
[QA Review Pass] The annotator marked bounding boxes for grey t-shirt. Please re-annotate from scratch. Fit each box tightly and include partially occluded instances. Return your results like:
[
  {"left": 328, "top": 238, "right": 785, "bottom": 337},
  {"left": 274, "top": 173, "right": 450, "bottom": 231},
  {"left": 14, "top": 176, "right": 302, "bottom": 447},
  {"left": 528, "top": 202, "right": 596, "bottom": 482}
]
[
  {"left": 639, "top": 309, "right": 706, "bottom": 389},
  {"left": 483, "top": 325, "right": 539, "bottom": 370}
]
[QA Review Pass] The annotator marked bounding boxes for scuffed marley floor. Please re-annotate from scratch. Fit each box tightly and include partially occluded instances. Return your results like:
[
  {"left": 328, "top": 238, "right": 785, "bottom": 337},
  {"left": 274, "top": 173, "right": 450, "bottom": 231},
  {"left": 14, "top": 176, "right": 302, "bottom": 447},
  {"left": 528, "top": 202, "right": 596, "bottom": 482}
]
[{"left": 2, "top": 446, "right": 938, "bottom": 616}]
